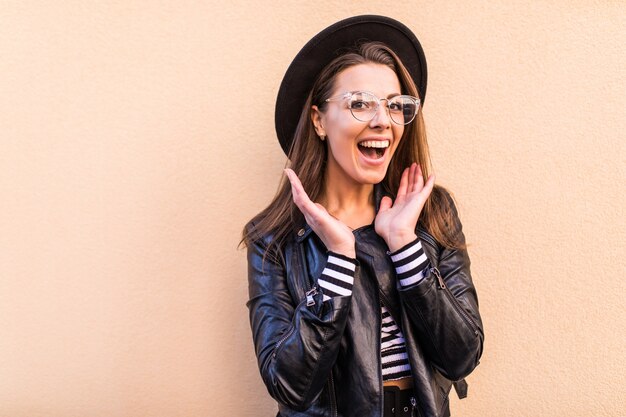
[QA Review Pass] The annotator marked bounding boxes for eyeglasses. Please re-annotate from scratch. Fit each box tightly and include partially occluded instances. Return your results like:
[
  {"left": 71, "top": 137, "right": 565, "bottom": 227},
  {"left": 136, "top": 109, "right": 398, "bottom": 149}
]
[{"left": 325, "top": 91, "right": 420, "bottom": 125}]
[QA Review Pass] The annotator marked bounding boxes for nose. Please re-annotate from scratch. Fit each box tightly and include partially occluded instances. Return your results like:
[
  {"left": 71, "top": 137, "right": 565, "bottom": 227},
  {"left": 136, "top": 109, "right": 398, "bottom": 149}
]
[{"left": 369, "top": 99, "right": 391, "bottom": 129}]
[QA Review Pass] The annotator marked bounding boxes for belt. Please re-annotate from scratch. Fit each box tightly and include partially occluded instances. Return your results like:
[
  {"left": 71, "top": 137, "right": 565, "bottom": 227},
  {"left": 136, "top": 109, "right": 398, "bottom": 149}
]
[{"left": 383, "top": 385, "right": 417, "bottom": 417}]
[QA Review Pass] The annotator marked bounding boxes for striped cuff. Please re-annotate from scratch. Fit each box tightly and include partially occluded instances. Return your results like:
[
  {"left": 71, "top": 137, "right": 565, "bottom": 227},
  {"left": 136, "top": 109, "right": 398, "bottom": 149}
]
[
  {"left": 389, "top": 238, "right": 431, "bottom": 288},
  {"left": 317, "top": 252, "right": 357, "bottom": 302}
]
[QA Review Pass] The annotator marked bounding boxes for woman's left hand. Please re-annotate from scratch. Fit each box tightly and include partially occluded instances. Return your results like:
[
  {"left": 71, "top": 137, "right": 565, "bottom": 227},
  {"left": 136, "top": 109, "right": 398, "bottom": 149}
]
[{"left": 375, "top": 163, "right": 435, "bottom": 252}]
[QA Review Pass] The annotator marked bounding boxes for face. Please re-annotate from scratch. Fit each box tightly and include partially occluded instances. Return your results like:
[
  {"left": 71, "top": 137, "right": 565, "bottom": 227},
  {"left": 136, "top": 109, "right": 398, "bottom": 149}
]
[{"left": 311, "top": 63, "right": 405, "bottom": 186}]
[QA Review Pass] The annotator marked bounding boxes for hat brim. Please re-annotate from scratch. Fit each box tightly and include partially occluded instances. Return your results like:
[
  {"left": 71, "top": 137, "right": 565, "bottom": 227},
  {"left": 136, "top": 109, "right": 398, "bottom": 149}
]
[{"left": 275, "top": 15, "right": 427, "bottom": 156}]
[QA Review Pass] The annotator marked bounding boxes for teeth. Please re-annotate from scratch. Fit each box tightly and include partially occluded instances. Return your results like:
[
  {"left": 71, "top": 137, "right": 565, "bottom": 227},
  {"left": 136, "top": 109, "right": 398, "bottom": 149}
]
[{"left": 359, "top": 140, "right": 389, "bottom": 148}]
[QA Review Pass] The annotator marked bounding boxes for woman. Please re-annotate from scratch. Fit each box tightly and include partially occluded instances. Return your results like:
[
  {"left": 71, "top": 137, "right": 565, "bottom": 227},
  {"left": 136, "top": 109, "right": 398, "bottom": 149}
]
[{"left": 242, "top": 15, "right": 484, "bottom": 417}]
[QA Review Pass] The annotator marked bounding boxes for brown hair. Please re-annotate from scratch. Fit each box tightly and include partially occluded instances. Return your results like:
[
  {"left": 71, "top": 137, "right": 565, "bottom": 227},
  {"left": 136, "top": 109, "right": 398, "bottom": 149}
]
[{"left": 241, "top": 41, "right": 464, "bottom": 256}]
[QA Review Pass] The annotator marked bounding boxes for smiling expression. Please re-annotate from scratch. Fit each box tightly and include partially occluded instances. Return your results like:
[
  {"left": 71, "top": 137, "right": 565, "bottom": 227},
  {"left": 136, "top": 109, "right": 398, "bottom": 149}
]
[{"left": 311, "top": 63, "right": 405, "bottom": 186}]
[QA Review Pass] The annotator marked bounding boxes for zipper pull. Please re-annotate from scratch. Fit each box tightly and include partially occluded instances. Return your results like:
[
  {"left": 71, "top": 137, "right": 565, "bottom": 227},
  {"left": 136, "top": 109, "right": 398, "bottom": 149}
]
[
  {"left": 410, "top": 396, "right": 417, "bottom": 415},
  {"left": 431, "top": 267, "right": 446, "bottom": 289},
  {"left": 306, "top": 287, "right": 318, "bottom": 307}
]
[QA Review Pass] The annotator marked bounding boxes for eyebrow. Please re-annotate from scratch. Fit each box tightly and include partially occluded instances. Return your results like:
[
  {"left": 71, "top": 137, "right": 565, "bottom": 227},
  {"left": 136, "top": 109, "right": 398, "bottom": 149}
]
[{"left": 348, "top": 90, "right": 403, "bottom": 98}]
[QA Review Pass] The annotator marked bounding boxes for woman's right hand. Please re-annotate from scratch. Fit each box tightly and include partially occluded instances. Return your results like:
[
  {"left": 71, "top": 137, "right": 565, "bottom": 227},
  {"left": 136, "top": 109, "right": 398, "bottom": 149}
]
[{"left": 285, "top": 169, "right": 356, "bottom": 258}]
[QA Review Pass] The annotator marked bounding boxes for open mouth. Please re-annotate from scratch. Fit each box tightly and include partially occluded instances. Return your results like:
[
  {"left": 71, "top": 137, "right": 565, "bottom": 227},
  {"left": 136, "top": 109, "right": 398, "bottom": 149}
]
[{"left": 357, "top": 140, "right": 390, "bottom": 160}]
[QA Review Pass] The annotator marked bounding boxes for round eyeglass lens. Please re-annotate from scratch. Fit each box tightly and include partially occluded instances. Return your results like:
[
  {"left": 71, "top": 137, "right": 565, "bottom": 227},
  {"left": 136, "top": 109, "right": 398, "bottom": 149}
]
[
  {"left": 348, "top": 92, "right": 418, "bottom": 125},
  {"left": 348, "top": 92, "right": 379, "bottom": 122},
  {"left": 389, "top": 96, "right": 419, "bottom": 125}
]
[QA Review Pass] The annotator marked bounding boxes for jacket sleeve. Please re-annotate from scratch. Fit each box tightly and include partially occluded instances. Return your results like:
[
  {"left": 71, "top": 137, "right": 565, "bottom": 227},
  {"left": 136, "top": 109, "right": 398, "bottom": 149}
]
[
  {"left": 245, "top": 235, "right": 355, "bottom": 411},
  {"left": 395, "top": 194, "right": 484, "bottom": 381}
]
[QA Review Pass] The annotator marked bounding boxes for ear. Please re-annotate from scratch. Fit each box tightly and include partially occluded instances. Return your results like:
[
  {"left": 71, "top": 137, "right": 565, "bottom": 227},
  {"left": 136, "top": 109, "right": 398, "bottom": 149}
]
[{"left": 310, "top": 105, "right": 326, "bottom": 137}]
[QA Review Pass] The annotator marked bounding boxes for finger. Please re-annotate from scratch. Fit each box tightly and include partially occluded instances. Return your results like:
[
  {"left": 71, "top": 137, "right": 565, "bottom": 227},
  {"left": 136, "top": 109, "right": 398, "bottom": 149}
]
[
  {"left": 422, "top": 173, "right": 435, "bottom": 197},
  {"left": 285, "top": 169, "right": 303, "bottom": 204},
  {"left": 285, "top": 169, "right": 310, "bottom": 202},
  {"left": 285, "top": 169, "right": 317, "bottom": 214},
  {"left": 397, "top": 167, "right": 409, "bottom": 198},
  {"left": 414, "top": 164, "right": 424, "bottom": 193},
  {"left": 379, "top": 196, "right": 393, "bottom": 212},
  {"left": 408, "top": 164, "right": 416, "bottom": 193},
  {"left": 408, "top": 162, "right": 416, "bottom": 192},
  {"left": 284, "top": 168, "right": 303, "bottom": 194}
]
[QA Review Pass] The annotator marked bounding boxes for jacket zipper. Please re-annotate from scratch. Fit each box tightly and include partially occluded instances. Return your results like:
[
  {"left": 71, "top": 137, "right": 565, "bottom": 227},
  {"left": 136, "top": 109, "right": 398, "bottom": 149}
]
[
  {"left": 272, "top": 289, "right": 317, "bottom": 359},
  {"left": 272, "top": 319, "right": 296, "bottom": 359},
  {"left": 305, "top": 286, "right": 318, "bottom": 307},
  {"left": 417, "top": 230, "right": 480, "bottom": 336},
  {"left": 276, "top": 240, "right": 319, "bottom": 357},
  {"left": 431, "top": 267, "right": 480, "bottom": 336},
  {"left": 295, "top": 231, "right": 339, "bottom": 414}
]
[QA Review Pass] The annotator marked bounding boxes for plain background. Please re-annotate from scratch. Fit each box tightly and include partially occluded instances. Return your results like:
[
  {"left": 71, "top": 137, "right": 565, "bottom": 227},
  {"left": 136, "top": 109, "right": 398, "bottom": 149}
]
[{"left": 1, "top": 1, "right": 625, "bottom": 416}]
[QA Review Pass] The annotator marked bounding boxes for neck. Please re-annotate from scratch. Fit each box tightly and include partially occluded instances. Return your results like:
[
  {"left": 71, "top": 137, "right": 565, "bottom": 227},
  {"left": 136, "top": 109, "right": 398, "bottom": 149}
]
[{"left": 318, "top": 171, "right": 376, "bottom": 230}]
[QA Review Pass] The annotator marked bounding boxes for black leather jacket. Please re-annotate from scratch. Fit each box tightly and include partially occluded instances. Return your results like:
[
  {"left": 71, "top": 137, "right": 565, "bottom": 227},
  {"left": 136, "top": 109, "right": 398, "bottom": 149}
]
[{"left": 246, "top": 188, "right": 484, "bottom": 417}]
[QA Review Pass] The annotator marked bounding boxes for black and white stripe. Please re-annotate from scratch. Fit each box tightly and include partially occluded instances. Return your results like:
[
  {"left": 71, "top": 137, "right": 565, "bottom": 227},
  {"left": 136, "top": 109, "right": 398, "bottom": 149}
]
[
  {"left": 317, "top": 253, "right": 357, "bottom": 301},
  {"left": 381, "top": 305, "right": 412, "bottom": 380},
  {"left": 389, "top": 239, "right": 430, "bottom": 288}
]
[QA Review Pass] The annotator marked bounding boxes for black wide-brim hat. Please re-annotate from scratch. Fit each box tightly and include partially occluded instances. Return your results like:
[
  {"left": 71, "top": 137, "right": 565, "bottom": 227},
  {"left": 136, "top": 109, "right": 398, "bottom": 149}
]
[{"left": 275, "top": 15, "right": 427, "bottom": 156}]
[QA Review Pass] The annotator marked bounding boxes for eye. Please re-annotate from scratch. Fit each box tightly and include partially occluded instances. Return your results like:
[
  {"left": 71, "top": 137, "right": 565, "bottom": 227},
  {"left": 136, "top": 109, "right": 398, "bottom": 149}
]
[
  {"left": 349, "top": 99, "right": 373, "bottom": 111},
  {"left": 349, "top": 92, "right": 378, "bottom": 111},
  {"left": 388, "top": 101, "right": 403, "bottom": 112}
]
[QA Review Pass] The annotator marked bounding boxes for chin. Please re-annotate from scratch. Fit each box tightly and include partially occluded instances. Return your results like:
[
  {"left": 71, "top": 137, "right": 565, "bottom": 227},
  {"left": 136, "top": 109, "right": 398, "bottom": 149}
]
[{"left": 356, "top": 167, "right": 388, "bottom": 185}]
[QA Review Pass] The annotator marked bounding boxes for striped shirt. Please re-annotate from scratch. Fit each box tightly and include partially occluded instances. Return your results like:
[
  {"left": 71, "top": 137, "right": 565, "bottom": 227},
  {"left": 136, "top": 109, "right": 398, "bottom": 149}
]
[
  {"left": 381, "top": 305, "right": 411, "bottom": 380},
  {"left": 317, "top": 238, "right": 431, "bottom": 381},
  {"left": 318, "top": 253, "right": 357, "bottom": 301}
]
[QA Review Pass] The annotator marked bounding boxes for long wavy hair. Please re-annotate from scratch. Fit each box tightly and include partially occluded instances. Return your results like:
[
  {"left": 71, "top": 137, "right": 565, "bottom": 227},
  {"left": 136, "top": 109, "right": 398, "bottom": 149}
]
[{"left": 241, "top": 41, "right": 464, "bottom": 256}]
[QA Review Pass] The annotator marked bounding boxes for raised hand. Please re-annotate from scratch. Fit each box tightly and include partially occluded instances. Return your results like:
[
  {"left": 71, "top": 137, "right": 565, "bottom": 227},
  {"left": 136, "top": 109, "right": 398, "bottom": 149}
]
[
  {"left": 284, "top": 169, "right": 356, "bottom": 258},
  {"left": 375, "top": 163, "right": 435, "bottom": 252}
]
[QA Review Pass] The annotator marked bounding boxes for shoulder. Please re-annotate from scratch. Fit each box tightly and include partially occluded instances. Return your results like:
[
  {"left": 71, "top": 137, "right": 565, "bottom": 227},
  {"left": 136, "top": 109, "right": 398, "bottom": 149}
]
[
  {"left": 244, "top": 218, "right": 278, "bottom": 255},
  {"left": 244, "top": 219, "right": 270, "bottom": 246},
  {"left": 244, "top": 218, "right": 292, "bottom": 266}
]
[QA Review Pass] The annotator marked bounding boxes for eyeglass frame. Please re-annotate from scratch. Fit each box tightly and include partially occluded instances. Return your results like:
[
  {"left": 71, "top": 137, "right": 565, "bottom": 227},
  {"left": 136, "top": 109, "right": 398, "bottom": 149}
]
[{"left": 324, "top": 90, "right": 421, "bottom": 125}]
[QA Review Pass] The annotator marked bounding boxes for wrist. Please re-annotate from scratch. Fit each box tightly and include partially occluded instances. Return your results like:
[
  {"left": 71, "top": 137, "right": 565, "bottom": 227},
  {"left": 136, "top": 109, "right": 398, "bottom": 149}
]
[
  {"left": 386, "top": 232, "right": 418, "bottom": 253},
  {"left": 327, "top": 243, "right": 356, "bottom": 259}
]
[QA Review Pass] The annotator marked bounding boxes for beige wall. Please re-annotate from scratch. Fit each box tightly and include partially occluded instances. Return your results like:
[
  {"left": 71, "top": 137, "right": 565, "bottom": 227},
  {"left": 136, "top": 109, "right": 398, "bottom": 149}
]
[{"left": 1, "top": 1, "right": 624, "bottom": 416}]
